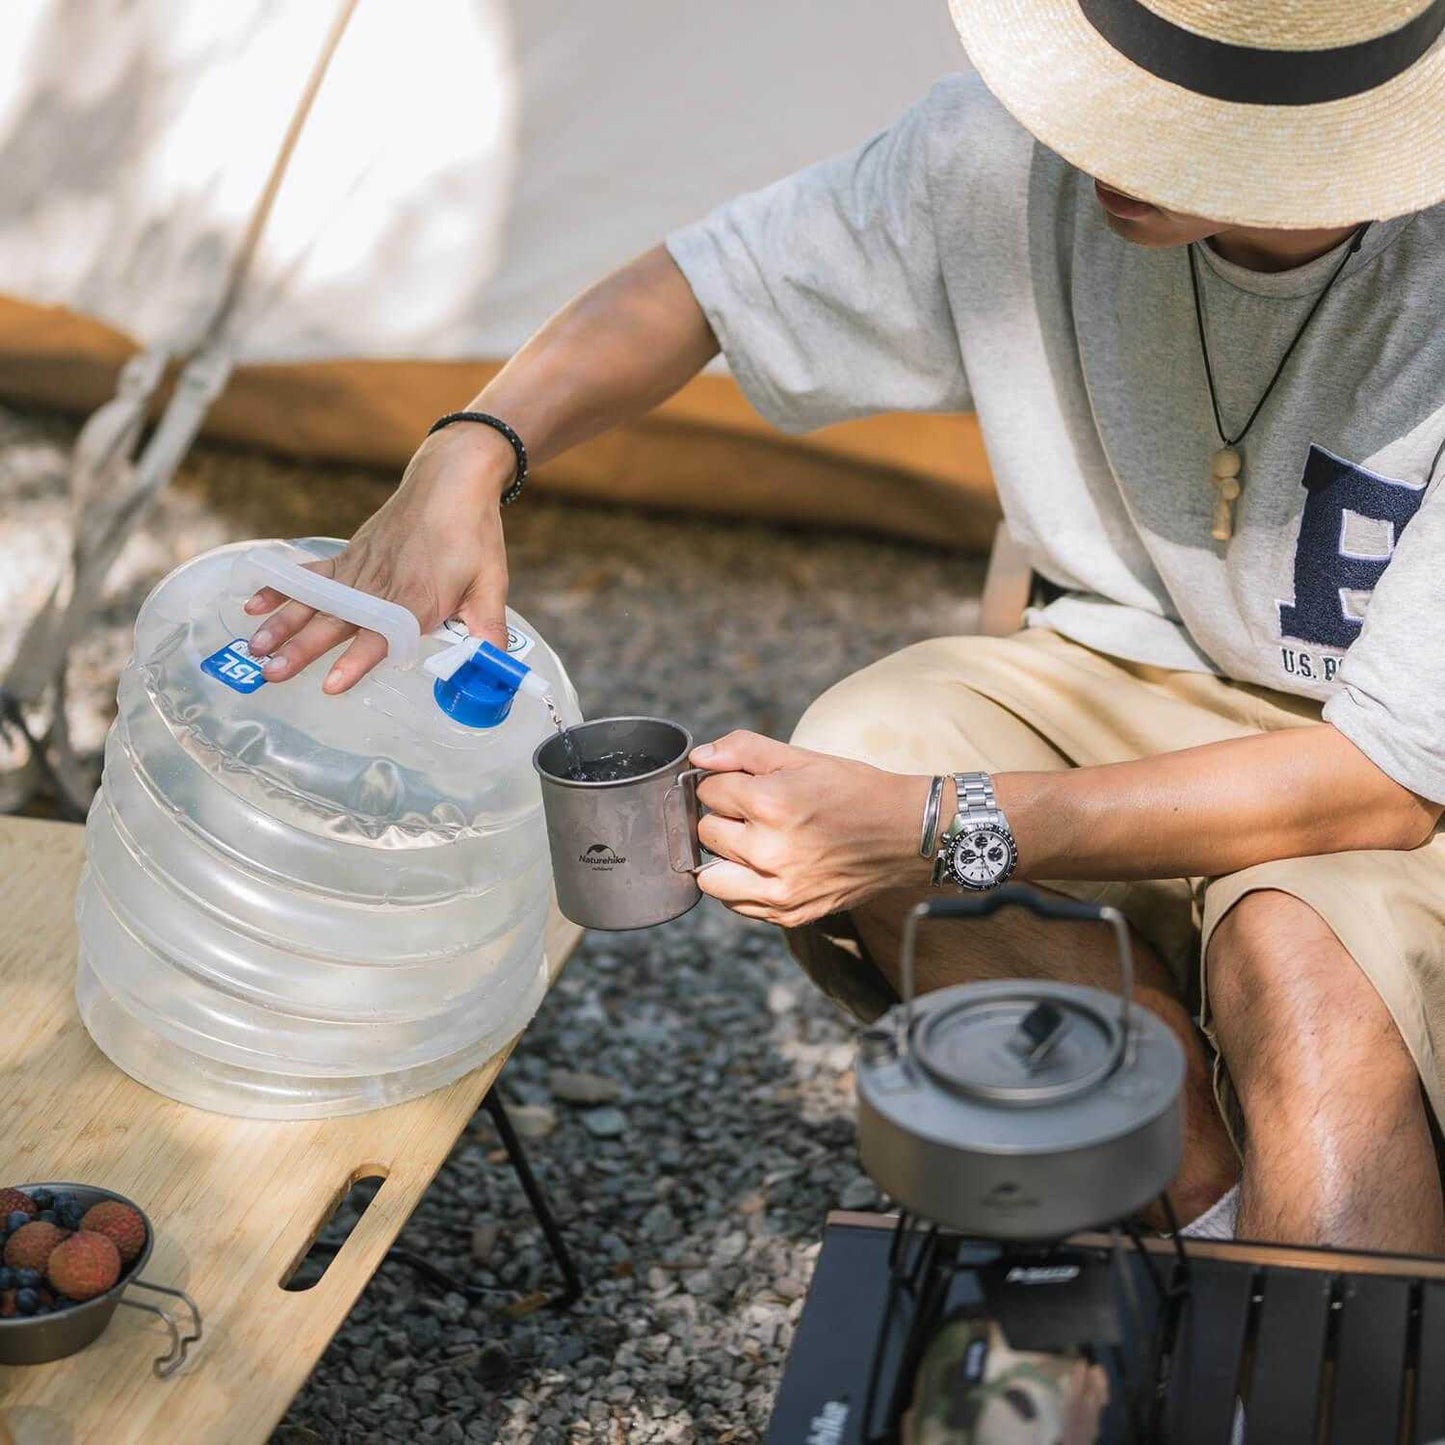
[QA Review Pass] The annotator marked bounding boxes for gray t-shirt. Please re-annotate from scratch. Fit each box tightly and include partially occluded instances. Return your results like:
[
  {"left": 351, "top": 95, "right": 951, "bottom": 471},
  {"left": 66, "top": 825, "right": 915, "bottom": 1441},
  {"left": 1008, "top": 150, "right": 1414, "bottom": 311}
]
[{"left": 666, "top": 74, "right": 1445, "bottom": 802}]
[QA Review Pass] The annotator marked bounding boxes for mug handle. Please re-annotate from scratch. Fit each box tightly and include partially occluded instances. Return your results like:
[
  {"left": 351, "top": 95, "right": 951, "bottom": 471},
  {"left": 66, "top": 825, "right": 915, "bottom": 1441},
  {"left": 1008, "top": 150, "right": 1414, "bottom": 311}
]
[{"left": 663, "top": 768, "right": 709, "bottom": 874}]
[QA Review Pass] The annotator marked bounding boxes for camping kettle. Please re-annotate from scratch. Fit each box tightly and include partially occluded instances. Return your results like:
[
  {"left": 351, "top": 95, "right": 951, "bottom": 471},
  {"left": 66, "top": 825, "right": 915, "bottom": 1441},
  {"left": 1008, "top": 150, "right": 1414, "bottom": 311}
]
[{"left": 854, "top": 886, "right": 1184, "bottom": 1240}]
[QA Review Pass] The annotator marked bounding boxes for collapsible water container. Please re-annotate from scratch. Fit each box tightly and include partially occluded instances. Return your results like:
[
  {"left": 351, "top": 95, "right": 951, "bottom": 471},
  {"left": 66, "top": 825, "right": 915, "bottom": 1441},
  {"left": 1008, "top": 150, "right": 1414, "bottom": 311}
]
[{"left": 75, "top": 538, "right": 581, "bottom": 1118}]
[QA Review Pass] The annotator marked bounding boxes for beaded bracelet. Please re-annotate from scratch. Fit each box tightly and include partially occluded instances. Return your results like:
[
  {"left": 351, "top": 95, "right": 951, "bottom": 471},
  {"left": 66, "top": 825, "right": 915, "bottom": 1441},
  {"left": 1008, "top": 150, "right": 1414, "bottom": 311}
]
[{"left": 427, "top": 411, "right": 529, "bottom": 506}]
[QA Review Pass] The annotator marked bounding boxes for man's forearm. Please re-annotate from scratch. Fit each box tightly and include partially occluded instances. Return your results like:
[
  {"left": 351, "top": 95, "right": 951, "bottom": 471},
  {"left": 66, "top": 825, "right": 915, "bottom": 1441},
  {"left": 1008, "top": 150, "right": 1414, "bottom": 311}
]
[
  {"left": 464, "top": 245, "right": 719, "bottom": 467},
  {"left": 997, "top": 723, "right": 1441, "bottom": 881}
]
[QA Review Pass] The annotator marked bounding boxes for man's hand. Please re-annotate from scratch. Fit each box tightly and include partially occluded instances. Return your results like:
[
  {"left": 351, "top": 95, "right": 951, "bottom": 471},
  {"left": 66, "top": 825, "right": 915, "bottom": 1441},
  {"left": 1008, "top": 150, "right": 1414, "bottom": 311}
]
[
  {"left": 691, "top": 731, "right": 932, "bottom": 927},
  {"left": 239, "top": 244, "right": 718, "bottom": 694},
  {"left": 244, "top": 424, "right": 516, "bottom": 693}
]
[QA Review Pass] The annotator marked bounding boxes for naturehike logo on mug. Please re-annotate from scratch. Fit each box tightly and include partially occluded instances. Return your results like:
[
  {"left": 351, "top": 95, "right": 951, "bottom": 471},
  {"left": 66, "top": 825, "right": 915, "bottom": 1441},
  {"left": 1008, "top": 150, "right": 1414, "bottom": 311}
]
[{"left": 580, "top": 842, "right": 627, "bottom": 869}]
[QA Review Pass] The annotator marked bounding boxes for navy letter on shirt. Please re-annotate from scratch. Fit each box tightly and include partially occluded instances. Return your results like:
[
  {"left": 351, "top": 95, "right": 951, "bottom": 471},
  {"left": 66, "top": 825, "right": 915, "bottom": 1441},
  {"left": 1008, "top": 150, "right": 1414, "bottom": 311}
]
[{"left": 1278, "top": 445, "right": 1427, "bottom": 650}]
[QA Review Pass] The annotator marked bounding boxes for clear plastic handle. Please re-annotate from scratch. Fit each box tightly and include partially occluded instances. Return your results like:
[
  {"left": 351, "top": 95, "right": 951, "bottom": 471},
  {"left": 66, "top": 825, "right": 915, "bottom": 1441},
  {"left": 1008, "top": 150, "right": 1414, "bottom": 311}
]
[{"left": 231, "top": 551, "right": 421, "bottom": 670}]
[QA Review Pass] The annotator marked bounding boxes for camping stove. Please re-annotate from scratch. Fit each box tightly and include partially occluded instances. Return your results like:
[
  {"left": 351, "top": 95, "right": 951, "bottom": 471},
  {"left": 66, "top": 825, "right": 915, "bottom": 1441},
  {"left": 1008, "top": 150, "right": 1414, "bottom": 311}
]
[
  {"left": 852, "top": 1209, "right": 1190, "bottom": 1444},
  {"left": 849, "top": 888, "right": 1194, "bottom": 1443}
]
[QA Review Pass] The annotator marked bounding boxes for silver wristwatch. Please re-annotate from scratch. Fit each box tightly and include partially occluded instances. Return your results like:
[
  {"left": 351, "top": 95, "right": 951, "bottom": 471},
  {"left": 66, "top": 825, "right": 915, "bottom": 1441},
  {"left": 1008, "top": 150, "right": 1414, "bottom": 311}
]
[{"left": 932, "top": 771, "right": 1018, "bottom": 892}]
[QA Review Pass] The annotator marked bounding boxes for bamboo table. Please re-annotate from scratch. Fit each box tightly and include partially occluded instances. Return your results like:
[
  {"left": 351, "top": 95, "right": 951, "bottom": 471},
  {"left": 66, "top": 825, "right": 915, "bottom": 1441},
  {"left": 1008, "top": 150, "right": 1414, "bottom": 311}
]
[{"left": 0, "top": 817, "right": 582, "bottom": 1444}]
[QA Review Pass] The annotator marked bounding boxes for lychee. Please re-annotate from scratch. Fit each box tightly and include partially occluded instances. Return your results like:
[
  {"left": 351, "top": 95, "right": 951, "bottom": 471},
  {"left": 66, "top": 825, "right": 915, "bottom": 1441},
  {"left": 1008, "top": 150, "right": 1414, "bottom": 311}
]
[
  {"left": 0, "top": 1189, "right": 36, "bottom": 1220},
  {"left": 3, "top": 1221, "right": 69, "bottom": 1272},
  {"left": 46, "top": 1232, "right": 120, "bottom": 1302},
  {"left": 79, "top": 1201, "right": 146, "bottom": 1265},
  {"left": 79, "top": 1196, "right": 146, "bottom": 1265}
]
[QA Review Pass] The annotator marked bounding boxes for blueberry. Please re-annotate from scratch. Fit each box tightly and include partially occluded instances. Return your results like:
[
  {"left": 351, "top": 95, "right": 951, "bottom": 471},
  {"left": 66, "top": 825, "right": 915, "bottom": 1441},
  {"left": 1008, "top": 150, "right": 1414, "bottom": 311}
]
[
  {"left": 32, "top": 1303, "right": 53, "bottom": 1315},
  {"left": 35, "top": 1210, "right": 56, "bottom": 1225},
  {"left": 5, "top": 1211, "right": 29, "bottom": 1232},
  {"left": 14, "top": 1289, "right": 38, "bottom": 1316},
  {"left": 59, "top": 1206, "right": 84, "bottom": 1230},
  {"left": 51, "top": 1193, "right": 77, "bottom": 1211},
  {"left": 29, "top": 1190, "right": 53, "bottom": 1211},
  {"left": 14, "top": 1268, "right": 40, "bottom": 1290},
  {"left": 0, "top": 1268, "right": 13, "bottom": 1290}
]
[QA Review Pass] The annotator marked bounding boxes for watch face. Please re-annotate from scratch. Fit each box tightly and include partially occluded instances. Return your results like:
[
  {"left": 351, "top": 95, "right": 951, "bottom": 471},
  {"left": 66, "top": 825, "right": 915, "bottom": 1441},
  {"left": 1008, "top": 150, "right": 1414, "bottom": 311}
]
[{"left": 947, "top": 826, "right": 1016, "bottom": 890}]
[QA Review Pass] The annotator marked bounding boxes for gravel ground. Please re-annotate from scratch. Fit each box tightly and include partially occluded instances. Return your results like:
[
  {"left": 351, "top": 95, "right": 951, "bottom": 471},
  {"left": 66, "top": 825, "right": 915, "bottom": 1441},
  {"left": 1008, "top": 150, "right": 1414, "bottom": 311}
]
[{"left": 0, "top": 405, "right": 985, "bottom": 1444}]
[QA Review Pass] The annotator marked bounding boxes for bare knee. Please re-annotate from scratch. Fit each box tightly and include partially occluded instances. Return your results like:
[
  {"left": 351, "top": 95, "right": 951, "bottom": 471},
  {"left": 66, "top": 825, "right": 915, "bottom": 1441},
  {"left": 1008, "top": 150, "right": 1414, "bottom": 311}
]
[{"left": 1208, "top": 890, "right": 1416, "bottom": 1102}]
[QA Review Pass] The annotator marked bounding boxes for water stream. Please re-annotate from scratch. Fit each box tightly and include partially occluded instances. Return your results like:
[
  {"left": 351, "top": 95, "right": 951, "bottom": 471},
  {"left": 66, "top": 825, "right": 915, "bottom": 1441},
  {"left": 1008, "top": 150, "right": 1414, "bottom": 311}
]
[
  {"left": 542, "top": 697, "right": 665, "bottom": 783},
  {"left": 544, "top": 695, "right": 587, "bottom": 779}
]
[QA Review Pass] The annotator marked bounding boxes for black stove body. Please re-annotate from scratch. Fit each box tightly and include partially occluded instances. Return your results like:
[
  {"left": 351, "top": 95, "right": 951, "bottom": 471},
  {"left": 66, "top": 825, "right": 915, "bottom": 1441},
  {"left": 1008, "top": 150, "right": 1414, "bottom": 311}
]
[{"left": 766, "top": 1213, "right": 1445, "bottom": 1445}]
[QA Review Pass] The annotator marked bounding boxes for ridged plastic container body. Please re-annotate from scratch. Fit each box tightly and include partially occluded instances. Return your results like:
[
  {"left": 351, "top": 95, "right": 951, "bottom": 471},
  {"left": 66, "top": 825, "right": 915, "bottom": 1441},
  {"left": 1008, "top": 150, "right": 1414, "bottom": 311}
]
[{"left": 75, "top": 538, "right": 581, "bottom": 1118}]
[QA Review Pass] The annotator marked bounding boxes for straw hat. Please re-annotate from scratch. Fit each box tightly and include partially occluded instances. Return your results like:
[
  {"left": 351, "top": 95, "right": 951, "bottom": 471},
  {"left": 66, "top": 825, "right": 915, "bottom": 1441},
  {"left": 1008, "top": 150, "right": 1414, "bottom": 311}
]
[{"left": 949, "top": 0, "right": 1445, "bottom": 227}]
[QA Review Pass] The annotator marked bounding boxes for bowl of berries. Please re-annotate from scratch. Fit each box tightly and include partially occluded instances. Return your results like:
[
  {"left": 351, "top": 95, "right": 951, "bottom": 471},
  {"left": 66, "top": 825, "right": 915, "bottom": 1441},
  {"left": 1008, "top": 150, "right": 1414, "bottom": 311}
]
[{"left": 0, "top": 1183, "right": 200, "bottom": 1372}]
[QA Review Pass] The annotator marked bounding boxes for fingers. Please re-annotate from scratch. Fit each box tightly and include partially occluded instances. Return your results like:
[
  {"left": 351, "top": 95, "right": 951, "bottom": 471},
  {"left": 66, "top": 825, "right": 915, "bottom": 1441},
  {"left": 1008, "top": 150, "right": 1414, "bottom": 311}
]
[
  {"left": 248, "top": 597, "right": 318, "bottom": 658},
  {"left": 245, "top": 554, "right": 411, "bottom": 688},
  {"left": 451, "top": 509, "right": 510, "bottom": 653},
  {"left": 691, "top": 730, "right": 803, "bottom": 776},
  {"left": 321, "top": 630, "right": 391, "bottom": 694},
  {"left": 247, "top": 557, "right": 336, "bottom": 657},
  {"left": 458, "top": 574, "right": 510, "bottom": 655},
  {"left": 695, "top": 858, "right": 780, "bottom": 908},
  {"left": 261, "top": 612, "right": 358, "bottom": 682},
  {"left": 696, "top": 860, "right": 820, "bottom": 928},
  {"left": 696, "top": 812, "right": 750, "bottom": 864},
  {"left": 695, "top": 771, "right": 761, "bottom": 820},
  {"left": 243, "top": 586, "right": 287, "bottom": 616}
]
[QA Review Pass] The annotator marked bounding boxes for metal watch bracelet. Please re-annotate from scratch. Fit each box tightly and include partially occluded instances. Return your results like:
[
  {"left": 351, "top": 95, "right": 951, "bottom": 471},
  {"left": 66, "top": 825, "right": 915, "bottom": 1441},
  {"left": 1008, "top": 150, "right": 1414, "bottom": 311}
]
[{"left": 955, "top": 771, "right": 1002, "bottom": 828}]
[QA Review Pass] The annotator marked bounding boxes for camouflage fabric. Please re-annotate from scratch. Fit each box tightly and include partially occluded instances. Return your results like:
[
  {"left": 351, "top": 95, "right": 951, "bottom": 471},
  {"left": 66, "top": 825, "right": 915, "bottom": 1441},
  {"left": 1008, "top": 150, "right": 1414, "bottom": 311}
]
[{"left": 903, "top": 1317, "right": 1110, "bottom": 1445}]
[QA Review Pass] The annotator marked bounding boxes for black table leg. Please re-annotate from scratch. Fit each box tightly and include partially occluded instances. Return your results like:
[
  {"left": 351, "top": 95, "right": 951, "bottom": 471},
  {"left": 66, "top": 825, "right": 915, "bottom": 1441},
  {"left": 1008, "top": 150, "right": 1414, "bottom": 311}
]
[
  {"left": 481, "top": 1090, "right": 584, "bottom": 1310},
  {"left": 295, "top": 1083, "right": 584, "bottom": 1312}
]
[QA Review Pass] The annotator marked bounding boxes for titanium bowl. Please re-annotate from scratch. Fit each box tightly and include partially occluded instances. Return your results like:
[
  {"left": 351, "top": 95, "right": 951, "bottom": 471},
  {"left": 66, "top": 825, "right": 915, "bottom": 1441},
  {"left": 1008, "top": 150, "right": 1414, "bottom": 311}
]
[{"left": 0, "top": 1182, "right": 153, "bottom": 1366}]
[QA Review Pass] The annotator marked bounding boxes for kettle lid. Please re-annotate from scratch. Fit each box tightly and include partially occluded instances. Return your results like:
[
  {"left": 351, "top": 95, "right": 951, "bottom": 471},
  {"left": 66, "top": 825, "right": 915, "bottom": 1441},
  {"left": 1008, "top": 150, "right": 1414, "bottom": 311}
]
[{"left": 914, "top": 987, "right": 1123, "bottom": 1106}]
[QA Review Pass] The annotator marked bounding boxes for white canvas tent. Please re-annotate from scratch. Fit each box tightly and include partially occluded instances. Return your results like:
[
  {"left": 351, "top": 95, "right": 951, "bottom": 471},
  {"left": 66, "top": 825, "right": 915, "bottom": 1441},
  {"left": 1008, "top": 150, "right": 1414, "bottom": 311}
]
[
  {"left": 0, "top": 0, "right": 999, "bottom": 805},
  {"left": 3, "top": 0, "right": 966, "bottom": 360},
  {"left": 0, "top": 0, "right": 995, "bottom": 532}
]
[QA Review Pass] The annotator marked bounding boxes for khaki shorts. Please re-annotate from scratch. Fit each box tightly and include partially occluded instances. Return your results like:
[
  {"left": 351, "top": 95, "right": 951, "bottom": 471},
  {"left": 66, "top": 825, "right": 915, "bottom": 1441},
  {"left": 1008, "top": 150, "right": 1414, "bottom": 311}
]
[{"left": 789, "top": 626, "right": 1445, "bottom": 1142}]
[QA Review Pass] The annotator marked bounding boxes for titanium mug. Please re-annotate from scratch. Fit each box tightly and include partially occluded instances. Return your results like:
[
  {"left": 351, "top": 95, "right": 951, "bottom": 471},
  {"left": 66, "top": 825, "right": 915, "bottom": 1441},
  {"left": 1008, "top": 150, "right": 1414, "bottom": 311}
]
[{"left": 533, "top": 717, "right": 707, "bottom": 930}]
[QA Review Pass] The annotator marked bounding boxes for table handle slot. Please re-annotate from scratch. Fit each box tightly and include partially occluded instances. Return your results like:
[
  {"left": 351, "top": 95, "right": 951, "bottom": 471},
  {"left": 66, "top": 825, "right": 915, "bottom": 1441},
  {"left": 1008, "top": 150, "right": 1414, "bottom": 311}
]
[{"left": 281, "top": 1168, "right": 388, "bottom": 1292}]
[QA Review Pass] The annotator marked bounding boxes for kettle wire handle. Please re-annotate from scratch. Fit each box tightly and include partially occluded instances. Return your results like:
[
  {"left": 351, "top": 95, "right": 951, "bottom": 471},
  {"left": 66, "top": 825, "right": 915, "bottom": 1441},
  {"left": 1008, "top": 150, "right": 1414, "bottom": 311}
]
[{"left": 897, "top": 884, "right": 1136, "bottom": 1068}]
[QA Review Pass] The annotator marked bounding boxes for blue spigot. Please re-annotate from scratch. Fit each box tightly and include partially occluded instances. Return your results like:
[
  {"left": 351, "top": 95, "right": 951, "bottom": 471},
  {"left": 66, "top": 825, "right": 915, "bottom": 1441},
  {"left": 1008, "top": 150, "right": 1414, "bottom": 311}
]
[{"left": 428, "top": 638, "right": 548, "bottom": 729}]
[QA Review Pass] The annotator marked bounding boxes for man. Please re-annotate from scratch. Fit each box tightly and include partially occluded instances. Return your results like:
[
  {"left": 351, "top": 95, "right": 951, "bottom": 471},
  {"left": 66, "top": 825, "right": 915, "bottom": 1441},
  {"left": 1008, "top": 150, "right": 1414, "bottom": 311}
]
[{"left": 244, "top": 0, "right": 1445, "bottom": 1252}]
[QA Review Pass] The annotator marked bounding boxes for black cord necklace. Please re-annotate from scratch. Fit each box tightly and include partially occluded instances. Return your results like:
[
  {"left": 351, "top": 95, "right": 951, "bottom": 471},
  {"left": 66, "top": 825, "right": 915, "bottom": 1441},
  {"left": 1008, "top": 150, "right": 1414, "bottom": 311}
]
[{"left": 1188, "top": 221, "right": 1371, "bottom": 542}]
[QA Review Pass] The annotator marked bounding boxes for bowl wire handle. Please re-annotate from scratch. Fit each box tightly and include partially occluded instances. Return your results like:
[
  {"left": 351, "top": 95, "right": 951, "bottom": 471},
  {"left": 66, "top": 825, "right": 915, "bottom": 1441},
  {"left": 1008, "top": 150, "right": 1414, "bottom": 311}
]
[
  {"left": 896, "top": 885, "right": 1135, "bottom": 1070},
  {"left": 118, "top": 1278, "right": 204, "bottom": 1378}
]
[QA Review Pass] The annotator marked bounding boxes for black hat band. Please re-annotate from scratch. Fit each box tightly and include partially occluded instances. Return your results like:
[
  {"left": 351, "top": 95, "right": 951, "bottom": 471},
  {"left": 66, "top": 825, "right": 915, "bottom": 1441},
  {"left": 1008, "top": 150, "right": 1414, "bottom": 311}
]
[{"left": 1077, "top": 0, "right": 1445, "bottom": 105}]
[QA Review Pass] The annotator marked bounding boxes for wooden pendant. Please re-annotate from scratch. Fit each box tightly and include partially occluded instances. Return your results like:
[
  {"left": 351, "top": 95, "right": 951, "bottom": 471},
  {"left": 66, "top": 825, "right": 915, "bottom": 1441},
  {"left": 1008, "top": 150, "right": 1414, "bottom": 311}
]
[{"left": 1210, "top": 445, "right": 1242, "bottom": 542}]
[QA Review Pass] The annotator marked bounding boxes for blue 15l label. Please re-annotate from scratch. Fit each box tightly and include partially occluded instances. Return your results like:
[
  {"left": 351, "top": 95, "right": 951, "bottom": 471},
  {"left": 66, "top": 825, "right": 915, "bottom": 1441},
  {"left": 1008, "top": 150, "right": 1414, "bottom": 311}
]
[{"left": 201, "top": 638, "right": 268, "bottom": 693}]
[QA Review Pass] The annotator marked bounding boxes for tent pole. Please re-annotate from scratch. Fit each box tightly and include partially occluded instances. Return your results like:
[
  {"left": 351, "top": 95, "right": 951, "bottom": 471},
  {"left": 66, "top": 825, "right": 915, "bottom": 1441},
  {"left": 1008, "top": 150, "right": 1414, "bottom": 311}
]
[{"left": 2, "top": 0, "right": 363, "bottom": 812}]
